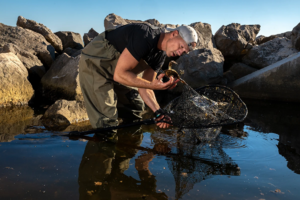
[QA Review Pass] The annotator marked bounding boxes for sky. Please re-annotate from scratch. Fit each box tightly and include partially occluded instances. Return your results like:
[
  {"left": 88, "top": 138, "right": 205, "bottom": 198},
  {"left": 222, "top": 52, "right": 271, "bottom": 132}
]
[{"left": 0, "top": 0, "right": 300, "bottom": 38}]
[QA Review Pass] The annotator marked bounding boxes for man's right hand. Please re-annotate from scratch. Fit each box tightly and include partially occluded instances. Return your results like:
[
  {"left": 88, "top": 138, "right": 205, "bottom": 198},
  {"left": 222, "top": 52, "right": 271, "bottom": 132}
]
[{"left": 150, "top": 73, "right": 180, "bottom": 90}]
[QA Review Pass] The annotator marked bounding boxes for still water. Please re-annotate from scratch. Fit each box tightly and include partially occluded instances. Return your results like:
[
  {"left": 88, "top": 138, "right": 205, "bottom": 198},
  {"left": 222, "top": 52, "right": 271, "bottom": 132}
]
[{"left": 0, "top": 100, "right": 299, "bottom": 200}]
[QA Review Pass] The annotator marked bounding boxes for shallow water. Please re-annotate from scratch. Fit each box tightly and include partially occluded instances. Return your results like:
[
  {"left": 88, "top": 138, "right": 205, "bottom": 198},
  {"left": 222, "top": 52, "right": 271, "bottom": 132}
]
[{"left": 0, "top": 100, "right": 300, "bottom": 200}]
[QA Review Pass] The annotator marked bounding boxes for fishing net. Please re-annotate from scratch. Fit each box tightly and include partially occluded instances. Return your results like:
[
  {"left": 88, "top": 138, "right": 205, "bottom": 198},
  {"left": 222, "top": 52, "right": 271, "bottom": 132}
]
[{"left": 163, "top": 85, "right": 248, "bottom": 142}]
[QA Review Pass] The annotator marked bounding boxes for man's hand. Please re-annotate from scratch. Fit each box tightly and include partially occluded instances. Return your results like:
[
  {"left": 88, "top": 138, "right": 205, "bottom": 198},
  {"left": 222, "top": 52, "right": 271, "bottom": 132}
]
[
  {"left": 155, "top": 113, "right": 172, "bottom": 129},
  {"left": 150, "top": 73, "right": 180, "bottom": 90}
]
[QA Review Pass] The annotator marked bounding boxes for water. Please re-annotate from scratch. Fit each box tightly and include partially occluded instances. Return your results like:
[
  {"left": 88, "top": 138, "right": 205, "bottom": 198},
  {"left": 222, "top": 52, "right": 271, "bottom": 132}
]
[{"left": 0, "top": 100, "right": 300, "bottom": 200}]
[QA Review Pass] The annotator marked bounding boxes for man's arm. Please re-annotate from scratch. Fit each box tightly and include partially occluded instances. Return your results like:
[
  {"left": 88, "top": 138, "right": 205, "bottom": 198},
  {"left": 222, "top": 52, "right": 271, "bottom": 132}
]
[{"left": 113, "top": 48, "right": 177, "bottom": 90}]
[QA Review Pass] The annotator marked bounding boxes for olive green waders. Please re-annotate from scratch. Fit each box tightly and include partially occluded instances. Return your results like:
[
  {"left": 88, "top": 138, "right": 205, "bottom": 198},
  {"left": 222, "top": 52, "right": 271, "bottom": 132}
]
[{"left": 79, "top": 32, "right": 145, "bottom": 129}]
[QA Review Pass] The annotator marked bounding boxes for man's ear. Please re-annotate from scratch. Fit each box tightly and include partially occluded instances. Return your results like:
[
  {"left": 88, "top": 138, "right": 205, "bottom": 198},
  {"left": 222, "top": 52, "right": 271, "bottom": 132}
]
[{"left": 172, "top": 30, "right": 179, "bottom": 37}]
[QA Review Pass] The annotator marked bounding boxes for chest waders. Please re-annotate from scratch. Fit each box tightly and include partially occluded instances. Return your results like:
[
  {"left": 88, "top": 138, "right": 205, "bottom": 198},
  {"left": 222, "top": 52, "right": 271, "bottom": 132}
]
[{"left": 79, "top": 31, "right": 145, "bottom": 129}]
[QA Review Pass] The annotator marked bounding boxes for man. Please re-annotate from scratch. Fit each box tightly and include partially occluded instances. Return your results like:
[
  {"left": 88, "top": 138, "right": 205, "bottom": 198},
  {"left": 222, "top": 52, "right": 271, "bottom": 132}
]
[{"left": 79, "top": 23, "right": 198, "bottom": 134}]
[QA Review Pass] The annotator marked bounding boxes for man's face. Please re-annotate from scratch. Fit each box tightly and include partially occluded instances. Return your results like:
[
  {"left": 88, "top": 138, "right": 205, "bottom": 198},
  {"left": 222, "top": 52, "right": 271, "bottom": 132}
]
[{"left": 165, "top": 31, "right": 196, "bottom": 57}]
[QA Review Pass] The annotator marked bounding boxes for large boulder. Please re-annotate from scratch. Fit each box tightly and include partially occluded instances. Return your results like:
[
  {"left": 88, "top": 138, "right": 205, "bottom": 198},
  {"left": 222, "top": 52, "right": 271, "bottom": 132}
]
[
  {"left": 41, "top": 100, "right": 88, "bottom": 128},
  {"left": 0, "top": 43, "right": 46, "bottom": 79},
  {"left": 0, "top": 53, "right": 34, "bottom": 107},
  {"left": 17, "top": 16, "right": 63, "bottom": 52},
  {"left": 242, "top": 37, "right": 298, "bottom": 69},
  {"left": 291, "top": 23, "right": 300, "bottom": 51},
  {"left": 214, "top": 23, "right": 260, "bottom": 57},
  {"left": 0, "top": 23, "right": 55, "bottom": 68},
  {"left": 170, "top": 48, "right": 224, "bottom": 93},
  {"left": 41, "top": 53, "right": 82, "bottom": 102},
  {"left": 83, "top": 28, "right": 99, "bottom": 46},
  {"left": 190, "top": 22, "right": 216, "bottom": 49},
  {"left": 55, "top": 31, "right": 84, "bottom": 50},
  {"left": 229, "top": 52, "right": 300, "bottom": 102}
]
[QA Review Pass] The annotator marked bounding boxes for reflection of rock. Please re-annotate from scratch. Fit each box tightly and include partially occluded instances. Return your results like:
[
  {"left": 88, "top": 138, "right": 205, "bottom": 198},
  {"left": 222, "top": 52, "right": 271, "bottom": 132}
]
[
  {"left": 0, "top": 53, "right": 34, "bottom": 107},
  {"left": 245, "top": 100, "right": 300, "bottom": 173},
  {"left": 0, "top": 106, "right": 35, "bottom": 142},
  {"left": 230, "top": 52, "right": 300, "bottom": 102}
]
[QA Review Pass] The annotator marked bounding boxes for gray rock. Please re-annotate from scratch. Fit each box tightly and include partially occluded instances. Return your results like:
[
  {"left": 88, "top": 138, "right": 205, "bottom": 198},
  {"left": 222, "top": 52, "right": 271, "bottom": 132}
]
[
  {"left": 276, "top": 31, "right": 292, "bottom": 39},
  {"left": 0, "top": 43, "right": 46, "bottom": 79},
  {"left": 55, "top": 31, "right": 84, "bottom": 50},
  {"left": 104, "top": 13, "right": 128, "bottom": 30},
  {"left": 0, "top": 53, "right": 34, "bottom": 107},
  {"left": 242, "top": 37, "right": 298, "bottom": 69},
  {"left": 190, "top": 22, "right": 216, "bottom": 49},
  {"left": 41, "top": 100, "right": 88, "bottom": 128},
  {"left": 170, "top": 48, "right": 224, "bottom": 93},
  {"left": 255, "top": 35, "right": 277, "bottom": 45},
  {"left": 41, "top": 53, "right": 82, "bottom": 102},
  {"left": 0, "top": 23, "right": 55, "bottom": 68},
  {"left": 229, "top": 63, "right": 257, "bottom": 80},
  {"left": 291, "top": 23, "right": 300, "bottom": 51},
  {"left": 17, "top": 16, "right": 63, "bottom": 52},
  {"left": 83, "top": 28, "right": 99, "bottom": 46},
  {"left": 214, "top": 23, "right": 260, "bottom": 57},
  {"left": 229, "top": 52, "right": 300, "bottom": 102}
]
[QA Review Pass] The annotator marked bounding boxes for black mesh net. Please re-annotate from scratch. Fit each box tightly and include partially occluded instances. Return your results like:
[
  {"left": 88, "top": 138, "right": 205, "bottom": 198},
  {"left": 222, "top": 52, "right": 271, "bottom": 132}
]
[{"left": 163, "top": 85, "right": 248, "bottom": 142}]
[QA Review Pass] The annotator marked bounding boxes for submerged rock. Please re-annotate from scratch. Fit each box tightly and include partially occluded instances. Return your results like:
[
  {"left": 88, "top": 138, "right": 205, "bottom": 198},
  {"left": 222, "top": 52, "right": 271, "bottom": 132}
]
[
  {"left": 41, "top": 100, "right": 89, "bottom": 129},
  {"left": 230, "top": 52, "right": 300, "bottom": 102},
  {"left": 0, "top": 53, "right": 34, "bottom": 107}
]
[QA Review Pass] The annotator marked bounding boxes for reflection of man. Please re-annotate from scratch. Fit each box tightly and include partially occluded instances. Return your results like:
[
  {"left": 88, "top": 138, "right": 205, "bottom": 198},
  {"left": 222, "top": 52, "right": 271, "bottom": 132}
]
[
  {"left": 78, "top": 128, "right": 168, "bottom": 200},
  {"left": 79, "top": 23, "right": 198, "bottom": 135}
]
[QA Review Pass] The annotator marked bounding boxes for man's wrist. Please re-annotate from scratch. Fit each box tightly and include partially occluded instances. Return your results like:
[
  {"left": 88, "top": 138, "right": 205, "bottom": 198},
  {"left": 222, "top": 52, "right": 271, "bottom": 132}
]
[{"left": 154, "top": 108, "right": 164, "bottom": 119}]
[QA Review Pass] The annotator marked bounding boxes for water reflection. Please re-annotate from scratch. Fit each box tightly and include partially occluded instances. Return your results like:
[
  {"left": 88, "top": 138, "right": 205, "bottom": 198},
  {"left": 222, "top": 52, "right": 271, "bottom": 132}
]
[
  {"left": 246, "top": 100, "right": 300, "bottom": 174},
  {"left": 77, "top": 125, "right": 240, "bottom": 199},
  {"left": 78, "top": 126, "right": 168, "bottom": 200}
]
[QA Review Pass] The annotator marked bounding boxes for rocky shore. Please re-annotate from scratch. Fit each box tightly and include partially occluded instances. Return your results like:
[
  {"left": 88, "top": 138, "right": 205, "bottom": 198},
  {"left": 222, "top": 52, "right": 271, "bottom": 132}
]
[{"left": 0, "top": 13, "right": 300, "bottom": 127}]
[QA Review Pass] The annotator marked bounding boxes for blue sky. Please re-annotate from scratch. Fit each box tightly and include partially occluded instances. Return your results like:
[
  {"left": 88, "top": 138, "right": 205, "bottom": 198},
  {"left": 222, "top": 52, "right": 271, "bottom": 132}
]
[{"left": 1, "top": 0, "right": 299, "bottom": 38}]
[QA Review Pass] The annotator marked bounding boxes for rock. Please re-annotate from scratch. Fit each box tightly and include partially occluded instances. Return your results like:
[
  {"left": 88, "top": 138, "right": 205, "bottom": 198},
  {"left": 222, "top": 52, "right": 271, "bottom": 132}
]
[
  {"left": 221, "top": 71, "right": 235, "bottom": 85},
  {"left": 54, "top": 31, "right": 84, "bottom": 50},
  {"left": 0, "top": 106, "right": 35, "bottom": 142},
  {"left": 255, "top": 35, "right": 277, "bottom": 45},
  {"left": 0, "top": 53, "right": 34, "bottom": 107},
  {"left": 242, "top": 37, "right": 298, "bottom": 69},
  {"left": 104, "top": 13, "right": 128, "bottom": 30},
  {"left": 0, "top": 43, "right": 46, "bottom": 79},
  {"left": 0, "top": 23, "right": 55, "bottom": 68},
  {"left": 16, "top": 16, "right": 63, "bottom": 52},
  {"left": 214, "top": 23, "right": 260, "bottom": 57},
  {"left": 41, "top": 53, "right": 82, "bottom": 102},
  {"left": 229, "top": 63, "right": 257, "bottom": 80},
  {"left": 190, "top": 22, "right": 216, "bottom": 49},
  {"left": 229, "top": 52, "right": 300, "bottom": 102},
  {"left": 276, "top": 31, "right": 292, "bottom": 39},
  {"left": 83, "top": 28, "right": 99, "bottom": 46},
  {"left": 170, "top": 48, "right": 224, "bottom": 93},
  {"left": 64, "top": 47, "right": 82, "bottom": 57},
  {"left": 291, "top": 23, "right": 300, "bottom": 51},
  {"left": 41, "top": 100, "right": 88, "bottom": 128}
]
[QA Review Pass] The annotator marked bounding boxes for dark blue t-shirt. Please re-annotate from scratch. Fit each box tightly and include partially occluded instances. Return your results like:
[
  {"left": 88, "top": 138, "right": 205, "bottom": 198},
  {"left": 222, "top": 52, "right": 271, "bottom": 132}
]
[{"left": 105, "top": 23, "right": 166, "bottom": 72}]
